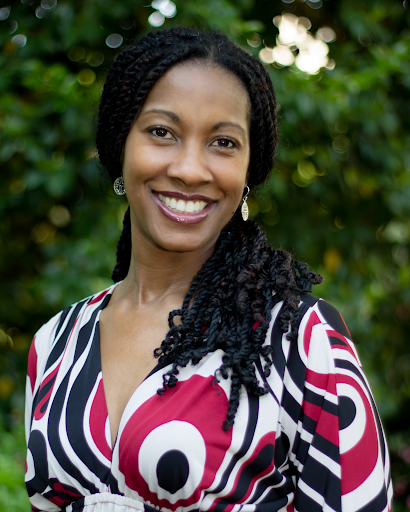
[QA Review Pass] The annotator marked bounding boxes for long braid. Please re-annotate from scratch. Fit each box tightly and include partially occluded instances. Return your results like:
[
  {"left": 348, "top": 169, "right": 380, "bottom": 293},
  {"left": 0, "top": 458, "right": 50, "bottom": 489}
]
[
  {"left": 111, "top": 207, "right": 131, "bottom": 282},
  {"left": 96, "top": 28, "right": 323, "bottom": 429},
  {"left": 154, "top": 212, "right": 320, "bottom": 430}
]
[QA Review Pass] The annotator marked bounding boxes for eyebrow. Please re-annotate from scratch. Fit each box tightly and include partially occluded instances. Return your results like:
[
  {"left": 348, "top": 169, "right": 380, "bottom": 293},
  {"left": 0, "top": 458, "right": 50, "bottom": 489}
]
[
  {"left": 212, "top": 121, "right": 246, "bottom": 135},
  {"left": 142, "top": 109, "right": 246, "bottom": 136},
  {"left": 142, "top": 109, "right": 180, "bottom": 123}
]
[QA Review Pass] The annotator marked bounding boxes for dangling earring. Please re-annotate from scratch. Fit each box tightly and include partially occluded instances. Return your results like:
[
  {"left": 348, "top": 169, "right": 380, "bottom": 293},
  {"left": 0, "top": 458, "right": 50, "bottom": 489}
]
[
  {"left": 241, "top": 186, "right": 250, "bottom": 221},
  {"left": 113, "top": 176, "right": 126, "bottom": 195}
]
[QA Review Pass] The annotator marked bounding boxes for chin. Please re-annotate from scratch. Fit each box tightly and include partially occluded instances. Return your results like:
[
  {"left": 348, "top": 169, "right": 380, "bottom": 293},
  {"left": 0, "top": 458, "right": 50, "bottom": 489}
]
[
  {"left": 158, "top": 240, "right": 209, "bottom": 254},
  {"left": 154, "top": 232, "right": 219, "bottom": 254}
]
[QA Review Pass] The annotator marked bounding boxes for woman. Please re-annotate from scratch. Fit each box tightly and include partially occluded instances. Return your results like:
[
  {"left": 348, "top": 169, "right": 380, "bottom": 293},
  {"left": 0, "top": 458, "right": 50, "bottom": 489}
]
[{"left": 25, "top": 28, "right": 393, "bottom": 512}]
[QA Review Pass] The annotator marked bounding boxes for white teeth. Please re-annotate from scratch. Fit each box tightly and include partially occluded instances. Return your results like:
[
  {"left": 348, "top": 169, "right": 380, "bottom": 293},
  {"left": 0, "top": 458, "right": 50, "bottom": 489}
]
[
  {"left": 158, "top": 194, "right": 208, "bottom": 214},
  {"left": 185, "top": 201, "right": 195, "bottom": 213},
  {"left": 176, "top": 199, "right": 185, "bottom": 212}
]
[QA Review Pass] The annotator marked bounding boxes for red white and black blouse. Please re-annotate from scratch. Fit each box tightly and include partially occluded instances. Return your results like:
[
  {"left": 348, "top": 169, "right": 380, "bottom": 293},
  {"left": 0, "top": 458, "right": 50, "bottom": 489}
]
[{"left": 25, "top": 284, "right": 393, "bottom": 512}]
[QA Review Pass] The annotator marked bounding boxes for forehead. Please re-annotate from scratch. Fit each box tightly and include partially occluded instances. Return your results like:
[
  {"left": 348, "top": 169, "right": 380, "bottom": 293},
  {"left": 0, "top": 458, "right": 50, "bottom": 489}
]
[{"left": 139, "top": 61, "right": 251, "bottom": 126}]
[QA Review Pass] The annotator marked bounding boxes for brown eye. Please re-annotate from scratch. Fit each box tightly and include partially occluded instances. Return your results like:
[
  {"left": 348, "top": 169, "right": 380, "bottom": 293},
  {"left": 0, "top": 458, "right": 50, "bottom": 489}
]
[
  {"left": 155, "top": 128, "right": 167, "bottom": 137},
  {"left": 150, "top": 126, "right": 172, "bottom": 138},
  {"left": 211, "top": 138, "right": 236, "bottom": 148}
]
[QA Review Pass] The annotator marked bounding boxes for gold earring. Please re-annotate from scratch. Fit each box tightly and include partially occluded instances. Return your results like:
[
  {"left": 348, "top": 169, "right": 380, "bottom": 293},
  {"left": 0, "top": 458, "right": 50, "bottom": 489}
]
[{"left": 241, "top": 186, "right": 250, "bottom": 221}]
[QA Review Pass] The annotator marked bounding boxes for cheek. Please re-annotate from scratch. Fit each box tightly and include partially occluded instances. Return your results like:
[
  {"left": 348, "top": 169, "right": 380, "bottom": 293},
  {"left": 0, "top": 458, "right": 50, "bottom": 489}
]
[
  {"left": 123, "top": 147, "right": 161, "bottom": 181},
  {"left": 219, "top": 165, "right": 248, "bottom": 200}
]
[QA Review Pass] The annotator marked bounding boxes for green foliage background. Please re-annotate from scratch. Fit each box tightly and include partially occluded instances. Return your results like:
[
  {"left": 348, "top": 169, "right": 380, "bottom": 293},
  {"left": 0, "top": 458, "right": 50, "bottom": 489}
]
[{"left": 1, "top": 0, "right": 410, "bottom": 509}]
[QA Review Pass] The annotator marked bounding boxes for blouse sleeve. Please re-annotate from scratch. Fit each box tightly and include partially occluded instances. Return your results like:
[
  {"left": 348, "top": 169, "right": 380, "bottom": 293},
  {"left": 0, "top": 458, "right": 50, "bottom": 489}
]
[
  {"left": 25, "top": 311, "right": 64, "bottom": 445},
  {"left": 276, "top": 298, "right": 393, "bottom": 512}
]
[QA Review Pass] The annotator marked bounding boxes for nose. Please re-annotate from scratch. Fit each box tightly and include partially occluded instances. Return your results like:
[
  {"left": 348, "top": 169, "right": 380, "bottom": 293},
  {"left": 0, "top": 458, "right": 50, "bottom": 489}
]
[{"left": 166, "top": 141, "right": 212, "bottom": 187}]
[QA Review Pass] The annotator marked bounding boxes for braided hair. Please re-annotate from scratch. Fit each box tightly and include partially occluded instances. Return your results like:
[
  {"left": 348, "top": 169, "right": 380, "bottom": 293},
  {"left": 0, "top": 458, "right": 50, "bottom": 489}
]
[{"left": 96, "top": 27, "right": 323, "bottom": 430}]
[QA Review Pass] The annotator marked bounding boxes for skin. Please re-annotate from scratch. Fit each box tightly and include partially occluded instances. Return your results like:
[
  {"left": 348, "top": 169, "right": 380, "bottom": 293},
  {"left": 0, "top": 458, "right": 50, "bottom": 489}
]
[{"left": 99, "top": 61, "right": 251, "bottom": 447}]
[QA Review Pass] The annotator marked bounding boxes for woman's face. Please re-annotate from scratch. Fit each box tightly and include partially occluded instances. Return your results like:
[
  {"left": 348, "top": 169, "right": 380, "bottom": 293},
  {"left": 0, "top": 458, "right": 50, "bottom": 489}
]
[{"left": 122, "top": 61, "right": 250, "bottom": 255}]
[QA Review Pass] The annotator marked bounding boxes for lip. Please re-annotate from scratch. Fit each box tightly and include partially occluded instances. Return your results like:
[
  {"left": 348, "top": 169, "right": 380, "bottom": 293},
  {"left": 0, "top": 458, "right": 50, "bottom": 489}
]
[{"left": 152, "top": 192, "right": 216, "bottom": 225}]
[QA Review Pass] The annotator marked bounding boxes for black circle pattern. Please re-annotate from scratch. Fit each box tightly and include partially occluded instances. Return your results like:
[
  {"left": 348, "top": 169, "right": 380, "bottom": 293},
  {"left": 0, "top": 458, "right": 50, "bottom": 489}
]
[
  {"left": 156, "top": 450, "right": 190, "bottom": 494},
  {"left": 339, "top": 395, "right": 357, "bottom": 430}
]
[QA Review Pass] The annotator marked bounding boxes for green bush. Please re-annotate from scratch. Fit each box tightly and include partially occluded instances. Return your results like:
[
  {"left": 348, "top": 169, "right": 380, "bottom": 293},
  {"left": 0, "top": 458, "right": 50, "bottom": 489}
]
[
  {"left": 0, "top": 421, "right": 30, "bottom": 512},
  {"left": 1, "top": 0, "right": 410, "bottom": 509}
]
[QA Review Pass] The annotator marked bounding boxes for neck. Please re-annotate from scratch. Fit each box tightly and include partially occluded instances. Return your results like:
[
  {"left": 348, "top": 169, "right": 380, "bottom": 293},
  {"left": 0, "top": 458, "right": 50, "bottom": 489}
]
[{"left": 116, "top": 231, "right": 217, "bottom": 309}]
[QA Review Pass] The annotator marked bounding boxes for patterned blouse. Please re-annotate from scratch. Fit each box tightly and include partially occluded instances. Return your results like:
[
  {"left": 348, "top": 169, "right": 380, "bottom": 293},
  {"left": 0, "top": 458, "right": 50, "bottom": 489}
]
[{"left": 25, "top": 283, "right": 393, "bottom": 512}]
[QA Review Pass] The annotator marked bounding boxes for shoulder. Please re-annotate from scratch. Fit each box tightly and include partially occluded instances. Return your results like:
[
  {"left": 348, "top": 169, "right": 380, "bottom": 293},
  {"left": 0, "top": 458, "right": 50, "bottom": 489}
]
[
  {"left": 27, "top": 285, "right": 116, "bottom": 392},
  {"left": 268, "top": 294, "right": 361, "bottom": 374},
  {"left": 297, "top": 295, "right": 361, "bottom": 368},
  {"left": 33, "top": 285, "right": 114, "bottom": 348}
]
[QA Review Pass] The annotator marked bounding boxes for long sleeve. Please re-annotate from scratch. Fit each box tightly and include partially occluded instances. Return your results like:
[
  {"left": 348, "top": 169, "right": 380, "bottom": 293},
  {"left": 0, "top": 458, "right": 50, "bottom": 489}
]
[
  {"left": 25, "top": 311, "right": 63, "bottom": 445},
  {"left": 273, "top": 298, "right": 393, "bottom": 512},
  {"left": 25, "top": 311, "right": 65, "bottom": 512}
]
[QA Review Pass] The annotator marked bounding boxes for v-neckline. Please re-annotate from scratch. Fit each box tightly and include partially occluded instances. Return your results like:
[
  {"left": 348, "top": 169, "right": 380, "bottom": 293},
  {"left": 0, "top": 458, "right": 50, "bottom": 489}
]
[{"left": 94, "top": 284, "right": 166, "bottom": 452}]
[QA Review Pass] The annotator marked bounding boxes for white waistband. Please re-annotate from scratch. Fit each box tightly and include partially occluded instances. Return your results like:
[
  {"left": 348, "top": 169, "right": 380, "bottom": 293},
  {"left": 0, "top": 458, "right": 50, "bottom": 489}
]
[{"left": 65, "top": 493, "right": 146, "bottom": 512}]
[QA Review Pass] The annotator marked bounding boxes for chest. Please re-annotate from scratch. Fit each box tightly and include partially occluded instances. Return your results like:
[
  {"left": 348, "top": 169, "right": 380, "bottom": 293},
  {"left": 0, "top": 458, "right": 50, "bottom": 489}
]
[
  {"left": 27, "top": 326, "right": 283, "bottom": 509},
  {"left": 99, "top": 305, "right": 171, "bottom": 446}
]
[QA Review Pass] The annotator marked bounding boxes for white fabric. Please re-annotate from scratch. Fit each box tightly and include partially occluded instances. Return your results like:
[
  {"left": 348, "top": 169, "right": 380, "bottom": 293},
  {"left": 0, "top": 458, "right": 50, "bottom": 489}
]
[{"left": 65, "top": 493, "right": 145, "bottom": 512}]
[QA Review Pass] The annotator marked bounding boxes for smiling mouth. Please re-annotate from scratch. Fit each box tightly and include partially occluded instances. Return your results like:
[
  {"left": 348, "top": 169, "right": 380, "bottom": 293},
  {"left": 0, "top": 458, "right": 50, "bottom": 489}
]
[{"left": 158, "top": 193, "right": 208, "bottom": 214}]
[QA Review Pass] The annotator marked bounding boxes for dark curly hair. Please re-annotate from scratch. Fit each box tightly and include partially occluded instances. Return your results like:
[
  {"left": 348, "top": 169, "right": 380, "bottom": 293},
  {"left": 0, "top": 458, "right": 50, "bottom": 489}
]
[{"left": 96, "top": 27, "right": 323, "bottom": 430}]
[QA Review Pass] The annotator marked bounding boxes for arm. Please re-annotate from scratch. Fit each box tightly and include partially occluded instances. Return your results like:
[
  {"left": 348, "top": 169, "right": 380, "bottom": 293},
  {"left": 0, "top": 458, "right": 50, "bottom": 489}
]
[
  {"left": 25, "top": 312, "right": 64, "bottom": 445},
  {"left": 278, "top": 299, "right": 392, "bottom": 511},
  {"left": 25, "top": 312, "right": 64, "bottom": 512}
]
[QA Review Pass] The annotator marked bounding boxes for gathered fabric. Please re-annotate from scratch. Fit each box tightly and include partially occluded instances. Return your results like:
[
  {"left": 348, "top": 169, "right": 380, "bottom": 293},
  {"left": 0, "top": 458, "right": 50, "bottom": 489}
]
[{"left": 65, "top": 493, "right": 145, "bottom": 511}]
